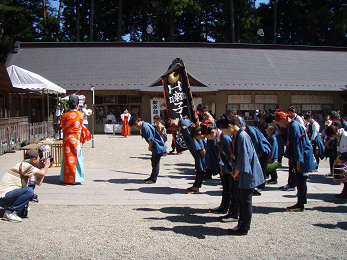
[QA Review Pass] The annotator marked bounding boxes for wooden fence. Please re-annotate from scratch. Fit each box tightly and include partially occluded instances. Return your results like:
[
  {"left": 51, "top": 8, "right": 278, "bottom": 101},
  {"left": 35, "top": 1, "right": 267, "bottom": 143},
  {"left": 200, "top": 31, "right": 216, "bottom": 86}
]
[{"left": 0, "top": 121, "right": 54, "bottom": 154}]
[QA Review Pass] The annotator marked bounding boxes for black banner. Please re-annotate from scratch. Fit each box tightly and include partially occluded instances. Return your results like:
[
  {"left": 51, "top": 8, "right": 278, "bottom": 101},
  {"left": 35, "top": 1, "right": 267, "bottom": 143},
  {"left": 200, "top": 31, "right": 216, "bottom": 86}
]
[{"left": 162, "top": 62, "right": 195, "bottom": 153}]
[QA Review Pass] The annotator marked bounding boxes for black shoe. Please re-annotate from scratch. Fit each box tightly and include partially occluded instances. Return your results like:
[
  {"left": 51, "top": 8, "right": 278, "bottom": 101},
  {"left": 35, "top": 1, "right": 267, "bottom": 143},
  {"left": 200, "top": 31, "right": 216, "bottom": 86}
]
[
  {"left": 253, "top": 189, "right": 262, "bottom": 196},
  {"left": 266, "top": 179, "right": 278, "bottom": 184},
  {"left": 335, "top": 193, "right": 347, "bottom": 199},
  {"left": 204, "top": 174, "right": 212, "bottom": 180},
  {"left": 30, "top": 194, "right": 39, "bottom": 203},
  {"left": 228, "top": 228, "right": 248, "bottom": 236},
  {"left": 209, "top": 206, "right": 228, "bottom": 214},
  {"left": 286, "top": 204, "right": 304, "bottom": 212},
  {"left": 169, "top": 150, "right": 175, "bottom": 154}
]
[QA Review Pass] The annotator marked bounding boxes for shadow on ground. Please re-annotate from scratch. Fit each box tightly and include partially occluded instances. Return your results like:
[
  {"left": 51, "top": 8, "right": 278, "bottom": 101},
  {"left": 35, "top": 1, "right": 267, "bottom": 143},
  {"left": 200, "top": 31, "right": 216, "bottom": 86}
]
[
  {"left": 135, "top": 206, "right": 229, "bottom": 239},
  {"left": 313, "top": 221, "right": 347, "bottom": 231}
]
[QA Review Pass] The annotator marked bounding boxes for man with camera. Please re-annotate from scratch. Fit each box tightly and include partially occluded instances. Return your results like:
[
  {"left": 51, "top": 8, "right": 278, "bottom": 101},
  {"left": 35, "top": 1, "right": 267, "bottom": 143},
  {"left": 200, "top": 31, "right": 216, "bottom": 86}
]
[{"left": 0, "top": 149, "right": 50, "bottom": 222}]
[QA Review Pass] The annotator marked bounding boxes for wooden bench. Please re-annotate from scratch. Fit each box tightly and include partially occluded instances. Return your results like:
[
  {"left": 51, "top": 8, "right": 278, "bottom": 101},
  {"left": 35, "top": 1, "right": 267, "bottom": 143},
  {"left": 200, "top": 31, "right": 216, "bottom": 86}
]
[{"left": 20, "top": 140, "right": 63, "bottom": 168}]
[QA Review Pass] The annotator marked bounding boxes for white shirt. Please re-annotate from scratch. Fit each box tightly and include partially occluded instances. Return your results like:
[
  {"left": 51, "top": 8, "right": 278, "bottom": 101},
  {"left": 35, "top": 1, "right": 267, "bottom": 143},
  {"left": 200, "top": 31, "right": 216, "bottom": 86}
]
[
  {"left": 82, "top": 108, "right": 92, "bottom": 125},
  {"left": 310, "top": 120, "right": 320, "bottom": 141},
  {"left": 294, "top": 114, "right": 306, "bottom": 130},
  {"left": 106, "top": 114, "right": 116, "bottom": 122},
  {"left": 121, "top": 113, "right": 131, "bottom": 121},
  {"left": 338, "top": 129, "right": 347, "bottom": 154},
  {"left": 0, "top": 162, "right": 39, "bottom": 198}
]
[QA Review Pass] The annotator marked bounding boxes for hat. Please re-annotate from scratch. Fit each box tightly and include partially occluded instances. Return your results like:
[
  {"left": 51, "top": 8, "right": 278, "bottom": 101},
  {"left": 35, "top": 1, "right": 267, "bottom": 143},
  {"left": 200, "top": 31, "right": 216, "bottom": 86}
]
[
  {"left": 68, "top": 94, "right": 79, "bottom": 106},
  {"left": 24, "top": 149, "right": 39, "bottom": 160},
  {"left": 287, "top": 106, "right": 295, "bottom": 112},
  {"left": 274, "top": 110, "right": 288, "bottom": 122}
]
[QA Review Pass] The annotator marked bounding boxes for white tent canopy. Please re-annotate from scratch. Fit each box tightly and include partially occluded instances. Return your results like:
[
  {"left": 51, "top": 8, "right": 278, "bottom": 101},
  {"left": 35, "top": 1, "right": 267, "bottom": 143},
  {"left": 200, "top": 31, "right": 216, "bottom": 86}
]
[{"left": 7, "top": 65, "right": 66, "bottom": 94}]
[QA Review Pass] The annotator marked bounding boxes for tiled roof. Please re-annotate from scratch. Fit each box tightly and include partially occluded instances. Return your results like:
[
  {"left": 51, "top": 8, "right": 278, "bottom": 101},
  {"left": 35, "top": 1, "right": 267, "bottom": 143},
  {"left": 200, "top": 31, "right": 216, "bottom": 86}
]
[{"left": 5, "top": 42, "right": 347, "bottom": 93}]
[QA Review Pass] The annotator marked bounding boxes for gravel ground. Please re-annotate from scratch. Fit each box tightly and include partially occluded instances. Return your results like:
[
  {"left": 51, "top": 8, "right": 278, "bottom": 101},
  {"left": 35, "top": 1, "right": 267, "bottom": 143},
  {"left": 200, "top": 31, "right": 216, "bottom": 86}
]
[
  {"left": 0, "top": 202, "right": 346, "bottom": 259},
  {"left": 0, "top": 133, "right": 346, "bottom": 259}
]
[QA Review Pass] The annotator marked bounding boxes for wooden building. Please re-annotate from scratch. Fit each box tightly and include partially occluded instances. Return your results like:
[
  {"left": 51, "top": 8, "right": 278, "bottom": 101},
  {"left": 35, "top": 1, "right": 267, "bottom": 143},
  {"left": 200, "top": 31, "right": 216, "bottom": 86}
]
[{"left": 5, "top": 42, "right": 347, "bottom": 133}]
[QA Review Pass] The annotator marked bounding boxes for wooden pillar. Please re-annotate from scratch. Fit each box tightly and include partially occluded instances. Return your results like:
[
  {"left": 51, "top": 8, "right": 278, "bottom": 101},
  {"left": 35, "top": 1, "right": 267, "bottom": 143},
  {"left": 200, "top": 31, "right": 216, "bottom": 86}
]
[
  {"left": 16, "top": 92, "right": 19, "bottom": 117},
  {"left": 41, "top": 89, "right": 45, "bottom": 122},
  {"left": 27, "top": 91, "right": 31, "bottom": 123},
  {"left": 5, "top": 91, "right": 10, "bottom": 118},
  {"left": 20, "top": 92, "right": 24, "bottom": 117}
]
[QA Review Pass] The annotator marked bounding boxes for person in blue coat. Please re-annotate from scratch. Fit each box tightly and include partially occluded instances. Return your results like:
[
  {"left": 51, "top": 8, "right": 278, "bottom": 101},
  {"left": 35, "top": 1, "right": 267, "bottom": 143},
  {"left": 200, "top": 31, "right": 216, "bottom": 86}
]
[
  {"left": 216, "top": 113, "right": 265, "bottom": 235},
  {"left": 166, "top": 118, "right": 206, "bottom": 194},
  {"left": 304, "top": 113, "right": 325, "bottom": 170},
  {"left": 275, "top": 110, "right": 316, "bottom": 212},
  {"left": 129, "top": 115, "right": 167, "bottom": 184},
  {"left": 266, "top": 125, "right": 280, "bottom": 184},
  {"left": 244, "top": 125, "right": 272, "bottom": 194}
]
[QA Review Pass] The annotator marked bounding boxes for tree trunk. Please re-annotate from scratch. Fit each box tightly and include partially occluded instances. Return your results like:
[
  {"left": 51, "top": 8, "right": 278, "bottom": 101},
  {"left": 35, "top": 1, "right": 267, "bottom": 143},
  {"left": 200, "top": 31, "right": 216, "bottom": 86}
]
[
  {"left": 273, "top": 0, "right": 277, "bottom": 44},
  {"left": 56, "top": 0, "right": 64, "bottom": 41},
  {"left": 230, "top": 0, "right": 235, "bottom": 43},
  {"left": 117, "top": 0, "right": 122, "bottom": 41},
  {"left": 89, "top": 0, "right": 94, "bottom": 41},
  {"left": 43, "top": 0, "right": 47, "bottom": 40},
  {"left": 76, "top": 0, "right": 80, "bottom": 42},
  {"left": 169, "top": 10, "right": 174, "bottom": 42}
]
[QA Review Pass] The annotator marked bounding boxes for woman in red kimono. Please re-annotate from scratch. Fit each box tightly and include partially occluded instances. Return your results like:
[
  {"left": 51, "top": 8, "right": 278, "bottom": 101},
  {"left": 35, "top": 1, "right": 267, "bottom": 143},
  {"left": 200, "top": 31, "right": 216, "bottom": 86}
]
[
  {"left": 60, "top": 94, "right": 91, "bottom": 184},
  {"left": 121, "top": 109, "right": 131, "bottom": 137}
]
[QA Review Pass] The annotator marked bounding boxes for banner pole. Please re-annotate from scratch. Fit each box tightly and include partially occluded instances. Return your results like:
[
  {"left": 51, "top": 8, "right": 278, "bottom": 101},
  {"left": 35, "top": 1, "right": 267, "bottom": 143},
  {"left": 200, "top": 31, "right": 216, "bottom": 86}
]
[{"left": 91, "top": 84, "right": 95, "bottom": 148}]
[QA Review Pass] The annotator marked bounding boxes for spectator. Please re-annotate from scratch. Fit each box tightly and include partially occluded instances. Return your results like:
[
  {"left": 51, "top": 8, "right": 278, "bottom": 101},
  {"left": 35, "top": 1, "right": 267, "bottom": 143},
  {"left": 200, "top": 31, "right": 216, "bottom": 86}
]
[{"left": 0, "top": 149, "right": 50, "bottom": 222}]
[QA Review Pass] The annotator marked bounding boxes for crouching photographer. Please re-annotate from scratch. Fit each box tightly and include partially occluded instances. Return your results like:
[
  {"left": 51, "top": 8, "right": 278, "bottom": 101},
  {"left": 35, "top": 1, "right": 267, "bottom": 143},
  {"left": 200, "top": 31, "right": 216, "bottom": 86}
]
[{"left": 0, "top": 149, "right": 50, "bottom": 222}]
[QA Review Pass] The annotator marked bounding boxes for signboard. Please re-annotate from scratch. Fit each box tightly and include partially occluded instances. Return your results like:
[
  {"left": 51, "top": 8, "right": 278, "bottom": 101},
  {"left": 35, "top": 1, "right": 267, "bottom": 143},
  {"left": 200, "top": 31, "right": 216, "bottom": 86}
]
[
  {"left": 302, "top": 104, "right": 322, "bottom": 111},
  {"left": 255, "top": 95, "right": 277, "bottom": 104},
  {"left": 292, "top": 95, "right": 333, "bottom": 104},
  {"left": 228, "top": 95, "right": 251, "bottom": 104},
  {"left": 150, "top": 98, "right": 166, "bottom": 124},
  {"left": 239, "top": 104, "right": 264, "bottom": 111}
]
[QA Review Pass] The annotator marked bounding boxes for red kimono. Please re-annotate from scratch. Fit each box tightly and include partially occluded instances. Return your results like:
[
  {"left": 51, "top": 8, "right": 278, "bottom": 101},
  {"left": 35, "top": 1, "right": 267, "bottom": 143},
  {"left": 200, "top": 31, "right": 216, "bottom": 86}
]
[{"left": 60, "top": 109, "right": 91, "bottom": 183}]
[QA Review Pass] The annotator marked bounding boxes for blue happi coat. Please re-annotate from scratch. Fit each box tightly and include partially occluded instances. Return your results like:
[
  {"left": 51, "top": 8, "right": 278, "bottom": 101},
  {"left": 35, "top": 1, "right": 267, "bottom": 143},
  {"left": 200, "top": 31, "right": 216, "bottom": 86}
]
[
  {"left": 246, "top": 126, "right": 272, "bottom": 156},
  {"left": 286, "top": 120, "right": 316, "bottom": 173},
  {"left": 179, "top": 118, "right": 206, "bottom": 171},
  {"left": 234, "top": 129, "right": 265, "bottom": 189},
  {"left": 267, "top": 135, "right": 278, "bottom": 160},
  {"left": 205, "top": 138, "right": 223, "bottom": 175},
  {"left": 218, "top": 133, "right": 233, "bottom": 175},
  {"left": 141, "top": 122, "right": 167, "bottom": 155}
]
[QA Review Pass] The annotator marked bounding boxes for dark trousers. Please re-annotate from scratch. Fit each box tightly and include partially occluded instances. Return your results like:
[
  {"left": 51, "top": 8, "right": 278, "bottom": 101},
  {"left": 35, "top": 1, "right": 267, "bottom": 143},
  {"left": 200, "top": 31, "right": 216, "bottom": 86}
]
[
  {"left": 312, "top": 141, "right": 319, "bottom": 168},
  {"left": 238, "top": 188, "right": 254, "bottom": 231},
  {"left": 267, "top": 170, "right": 277, "bottom": 181},
  {"left": 193, "top": 170, "right": 205, "bottom": 188},
  {"left": 220, "top": 174, "right": 232, "bottom": 210},
  {"left": 296, "top": 170, "right": 308, "bottom": 206},
  {"left": 288, "top": 161, "right": 297, "bottom": 187},
  {"left": 228, "top": 178, "right": 240, "bottom": 218},
  {"left": 342, "top": 183, "right": 347, "bottom": 194},
  {"left": 150, "top": 153, "right": 163, "bottom": 182},
  {"left": 257, "top": 153, "right": 269, "bottom": 189}
]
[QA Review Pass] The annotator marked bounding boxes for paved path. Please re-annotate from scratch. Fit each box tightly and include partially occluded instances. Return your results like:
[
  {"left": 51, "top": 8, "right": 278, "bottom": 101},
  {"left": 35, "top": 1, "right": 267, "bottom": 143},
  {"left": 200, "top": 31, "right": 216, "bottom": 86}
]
[{"left": 0, "top": 134, "right": 346, "bottom": 259}]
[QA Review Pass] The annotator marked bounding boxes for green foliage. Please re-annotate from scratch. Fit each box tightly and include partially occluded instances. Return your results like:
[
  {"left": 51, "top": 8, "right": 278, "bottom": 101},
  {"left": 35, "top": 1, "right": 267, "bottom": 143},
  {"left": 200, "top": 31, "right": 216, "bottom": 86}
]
[
  {"left": 0, "top": 0, "right": 346, "bottom": 63},
  {"left": 54, "top": 96, "right": 69, "bottom": 123}
]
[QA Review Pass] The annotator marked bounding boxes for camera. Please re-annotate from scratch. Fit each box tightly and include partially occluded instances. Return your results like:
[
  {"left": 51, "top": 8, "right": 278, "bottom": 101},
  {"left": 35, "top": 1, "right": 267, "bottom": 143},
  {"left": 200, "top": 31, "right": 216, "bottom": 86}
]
[
  {"left": 38, "top": 145, "right": 54, "bottom": 168},
  {"left": 39, "top": 155, "right": 54, "bottom": 168}
]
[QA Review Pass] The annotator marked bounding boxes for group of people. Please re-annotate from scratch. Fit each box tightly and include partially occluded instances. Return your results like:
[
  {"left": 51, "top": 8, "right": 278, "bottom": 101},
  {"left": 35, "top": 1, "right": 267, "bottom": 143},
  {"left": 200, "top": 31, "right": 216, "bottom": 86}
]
[
  {"left": 128, "top": 104, "right": 346, "bottom": 235},
  {"left": 1, "top": 98, "right": 346, "bottom": 234}
]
